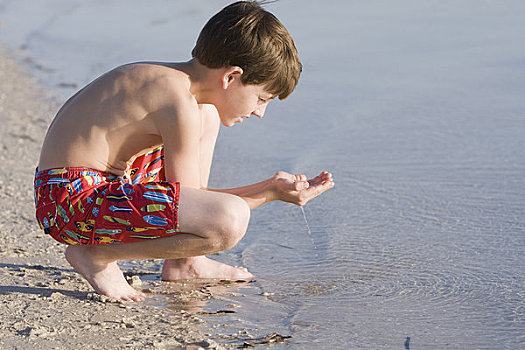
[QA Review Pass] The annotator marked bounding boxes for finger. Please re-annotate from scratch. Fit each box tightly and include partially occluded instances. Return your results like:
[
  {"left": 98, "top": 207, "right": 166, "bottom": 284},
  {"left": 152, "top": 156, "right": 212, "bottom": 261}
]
[
  {"left": 294, "top": 174, "right": 307, "bottom": 183},
  {"left": 308, "top": 174, "right": 325, "bottom": 187},
  {"left": 286, "top": 179, "right": 300, "bottom": 192},
  {"left": 319, "top": 171, "right": 332, "bottom": 181},
  {"left": 295, "top": 180, "right": 309, "bottom": 191},
  {"left": 304, "top": 178, "right": 334, "bottom": 199},
  {"left": 308, "top": 176, "right": 322, "bottom": 187},
  {"left": 309, "top": 172, "right": 333, "bottom": 186}
]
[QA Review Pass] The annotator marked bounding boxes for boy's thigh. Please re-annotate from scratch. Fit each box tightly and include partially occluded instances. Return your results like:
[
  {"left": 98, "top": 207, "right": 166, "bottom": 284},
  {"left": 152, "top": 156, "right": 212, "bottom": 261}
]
[{"left": 177, "top": 186, "right": 250, "bottom": 237}]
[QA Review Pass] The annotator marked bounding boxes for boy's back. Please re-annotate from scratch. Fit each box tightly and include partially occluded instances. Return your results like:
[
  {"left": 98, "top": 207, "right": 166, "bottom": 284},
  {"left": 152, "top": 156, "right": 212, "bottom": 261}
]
[{"left": 39, "top": 63, "right": 204, "bottom": 177}]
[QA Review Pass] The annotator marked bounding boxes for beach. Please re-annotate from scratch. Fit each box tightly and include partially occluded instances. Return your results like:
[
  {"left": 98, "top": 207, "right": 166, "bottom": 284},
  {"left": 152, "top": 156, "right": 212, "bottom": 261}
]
[{"left": 1, "top": 0, "right": 525, "bottom": 349}]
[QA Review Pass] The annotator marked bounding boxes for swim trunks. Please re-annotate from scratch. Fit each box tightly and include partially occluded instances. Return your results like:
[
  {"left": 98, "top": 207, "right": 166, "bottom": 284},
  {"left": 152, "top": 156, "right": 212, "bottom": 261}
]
[{"left": 34, "top": 146, "right": 181, "bottom": 245}]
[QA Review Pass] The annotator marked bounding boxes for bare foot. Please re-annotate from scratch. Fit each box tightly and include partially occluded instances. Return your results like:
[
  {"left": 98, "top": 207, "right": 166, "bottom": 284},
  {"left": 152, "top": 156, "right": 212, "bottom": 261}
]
[
  {"left": 65, "top": 245, "right": 147, "bottom": 302},
  {"left": 161, "top": 256, "right": 254, "bottom": 281}
]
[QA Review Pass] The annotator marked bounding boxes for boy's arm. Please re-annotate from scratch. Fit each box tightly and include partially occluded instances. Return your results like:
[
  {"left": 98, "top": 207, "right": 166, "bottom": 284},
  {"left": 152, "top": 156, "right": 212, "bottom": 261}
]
[
  {"left": 208, "top": 178, "right": 275, "bottom": 209},
  {"left": 209, "top": 171, "right": 334, "bottom": 210},
  {"left": 154, "top": 94, "right": 202, "bottom": 189}
]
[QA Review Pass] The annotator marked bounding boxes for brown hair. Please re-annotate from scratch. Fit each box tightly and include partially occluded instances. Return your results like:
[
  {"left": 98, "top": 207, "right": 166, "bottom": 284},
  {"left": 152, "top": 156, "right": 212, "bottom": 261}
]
[{"left": 192, "top": 1, "right": 302, "bottom": 100}]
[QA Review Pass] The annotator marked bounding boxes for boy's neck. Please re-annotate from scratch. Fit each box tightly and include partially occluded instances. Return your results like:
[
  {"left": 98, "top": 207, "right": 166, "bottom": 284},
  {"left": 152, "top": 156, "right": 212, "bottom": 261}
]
[{"left": 174, "top": 58, "right": 220, "bottom": 105}]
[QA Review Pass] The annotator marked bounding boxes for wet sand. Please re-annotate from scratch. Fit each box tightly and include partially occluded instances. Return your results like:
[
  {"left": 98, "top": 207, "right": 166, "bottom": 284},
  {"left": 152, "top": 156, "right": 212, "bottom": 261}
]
[{"left": 0, "top": 46, "right": 230, "bottom": 350}]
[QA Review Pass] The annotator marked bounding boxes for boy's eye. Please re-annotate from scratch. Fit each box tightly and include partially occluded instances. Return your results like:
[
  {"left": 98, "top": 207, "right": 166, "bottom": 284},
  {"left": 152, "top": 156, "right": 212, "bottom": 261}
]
[{"left": 258, "top": 97, "right": 267, "bottom": 103}]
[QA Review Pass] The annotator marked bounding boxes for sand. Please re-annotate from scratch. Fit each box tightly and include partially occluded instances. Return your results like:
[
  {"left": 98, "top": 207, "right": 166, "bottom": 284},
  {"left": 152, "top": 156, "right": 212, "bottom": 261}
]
[{"left": 0, "top": 46, "right": 229, "bottom": 350}]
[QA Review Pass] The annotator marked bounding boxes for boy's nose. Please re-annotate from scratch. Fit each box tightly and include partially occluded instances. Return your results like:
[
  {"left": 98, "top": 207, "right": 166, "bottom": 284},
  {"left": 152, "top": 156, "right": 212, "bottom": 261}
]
[{"left": 252, "top": 105, "right": 267, "bottom": 118}]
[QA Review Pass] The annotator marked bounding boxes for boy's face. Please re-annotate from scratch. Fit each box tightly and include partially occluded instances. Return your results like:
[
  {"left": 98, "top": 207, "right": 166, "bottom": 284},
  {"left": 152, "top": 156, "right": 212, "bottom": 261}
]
[{"left": 217, "top": 76, "right": 275, "bottom": 127}]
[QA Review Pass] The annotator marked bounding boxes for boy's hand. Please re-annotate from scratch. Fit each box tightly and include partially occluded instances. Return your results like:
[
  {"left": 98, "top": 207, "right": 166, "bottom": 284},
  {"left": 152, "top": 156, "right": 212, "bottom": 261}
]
[{"left": 271, "top": 171, "right": 334, "bottom": 206}]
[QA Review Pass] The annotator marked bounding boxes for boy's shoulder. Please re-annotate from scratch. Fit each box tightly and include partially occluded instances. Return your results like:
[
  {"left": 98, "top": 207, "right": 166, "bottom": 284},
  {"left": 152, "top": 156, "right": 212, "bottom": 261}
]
[
  {"left": 114, "top": 62, "right": 199, "bottom": 114},
  {"left": 121, "top": 63, "right": 217, "bottom": 128},
  {"left": 117, "top": 62, "right": 191, "bottom": 95}
]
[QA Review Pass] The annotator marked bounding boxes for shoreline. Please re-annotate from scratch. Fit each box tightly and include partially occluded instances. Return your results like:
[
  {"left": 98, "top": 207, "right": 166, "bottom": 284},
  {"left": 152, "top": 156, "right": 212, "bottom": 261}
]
[{"left": 0, "top": 45, "right": 227, "bottom": 350}]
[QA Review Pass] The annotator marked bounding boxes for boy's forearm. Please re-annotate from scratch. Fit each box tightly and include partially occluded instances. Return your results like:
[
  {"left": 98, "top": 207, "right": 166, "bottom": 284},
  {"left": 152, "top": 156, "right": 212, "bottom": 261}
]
[{"left": 207, "top": 178, "right": 276, "bottom": 210}]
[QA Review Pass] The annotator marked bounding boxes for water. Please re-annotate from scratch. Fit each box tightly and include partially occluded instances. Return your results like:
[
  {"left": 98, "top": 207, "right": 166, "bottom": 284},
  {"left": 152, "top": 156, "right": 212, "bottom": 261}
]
[
  {"left": 2, "top": 0, "right": 524, "bottom": 348},
  {"left": 300, "top": 206, "right": 317, "bottom": 252}
]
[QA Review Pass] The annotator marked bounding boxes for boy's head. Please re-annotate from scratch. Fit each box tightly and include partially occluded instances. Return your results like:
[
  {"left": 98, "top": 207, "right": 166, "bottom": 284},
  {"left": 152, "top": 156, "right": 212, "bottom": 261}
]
[{"left": 192, "top": 1, "right": 302, "bottom": 100}]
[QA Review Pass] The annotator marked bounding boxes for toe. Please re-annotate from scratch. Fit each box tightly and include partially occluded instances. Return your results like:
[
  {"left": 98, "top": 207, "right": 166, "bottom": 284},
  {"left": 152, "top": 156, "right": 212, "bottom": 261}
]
[
  {"left": 130, "top": 295, "right": 145, "bottom": 302},
  {"left": 120, "top": 295, "right": 134, "bottom": 302}
]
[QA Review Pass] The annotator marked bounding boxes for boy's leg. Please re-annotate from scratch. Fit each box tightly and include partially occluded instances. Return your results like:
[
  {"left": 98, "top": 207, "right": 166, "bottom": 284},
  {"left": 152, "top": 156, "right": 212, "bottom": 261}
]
[
  {"left": 66, "top": 186, "right": 250, "bottom": 301},
  {"left": 161, "top": 112, "right": 253, "bottom": 281}
]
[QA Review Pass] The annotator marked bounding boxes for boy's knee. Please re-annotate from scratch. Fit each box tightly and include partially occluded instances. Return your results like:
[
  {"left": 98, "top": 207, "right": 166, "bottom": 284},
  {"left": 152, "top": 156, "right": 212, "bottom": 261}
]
[{"left": 214, "top": 195, "right": 250, "bottom": 251}]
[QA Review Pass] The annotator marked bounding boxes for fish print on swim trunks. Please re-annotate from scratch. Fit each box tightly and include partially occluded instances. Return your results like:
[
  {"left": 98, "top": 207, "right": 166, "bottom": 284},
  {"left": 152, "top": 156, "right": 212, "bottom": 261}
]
[{"left": 34, "top": 146, "right": 181, "bottom": 245}]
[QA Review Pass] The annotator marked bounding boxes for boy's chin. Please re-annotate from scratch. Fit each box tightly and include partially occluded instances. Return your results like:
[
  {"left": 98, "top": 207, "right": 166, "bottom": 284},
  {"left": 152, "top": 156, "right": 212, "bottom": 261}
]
[{"left": 220, "top": 117, "right": 241, "bottom": 127}]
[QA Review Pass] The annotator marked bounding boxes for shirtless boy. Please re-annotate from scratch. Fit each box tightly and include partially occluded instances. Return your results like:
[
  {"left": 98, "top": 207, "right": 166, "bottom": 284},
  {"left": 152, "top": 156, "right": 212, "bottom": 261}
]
[{"left": 34, "top": 1, "right": 334, "bottom": 302}]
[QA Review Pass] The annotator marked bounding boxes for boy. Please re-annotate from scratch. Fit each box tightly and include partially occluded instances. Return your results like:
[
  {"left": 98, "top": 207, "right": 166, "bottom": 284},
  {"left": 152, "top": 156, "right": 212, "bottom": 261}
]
[{"left": 34, "top": 1, "right": 334, "bottom": 302}]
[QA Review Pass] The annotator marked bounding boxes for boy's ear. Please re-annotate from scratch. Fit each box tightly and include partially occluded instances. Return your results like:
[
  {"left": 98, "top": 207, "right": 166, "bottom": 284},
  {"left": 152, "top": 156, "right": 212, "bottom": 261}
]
[{"left": 222, "top": 66, "right": 244, "bottom": 89}]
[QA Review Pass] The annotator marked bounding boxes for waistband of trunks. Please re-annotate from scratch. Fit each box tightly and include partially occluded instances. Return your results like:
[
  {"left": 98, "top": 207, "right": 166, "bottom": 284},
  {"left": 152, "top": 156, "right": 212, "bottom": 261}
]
[{"left": 34, "top": 167, "right": 125, "bottom": 188}]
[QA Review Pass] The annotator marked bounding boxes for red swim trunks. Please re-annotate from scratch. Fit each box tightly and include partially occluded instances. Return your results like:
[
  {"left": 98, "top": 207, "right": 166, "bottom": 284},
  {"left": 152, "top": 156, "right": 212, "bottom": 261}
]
[{"left": 34, "top": 146, "right": 181, "bottom": 245}]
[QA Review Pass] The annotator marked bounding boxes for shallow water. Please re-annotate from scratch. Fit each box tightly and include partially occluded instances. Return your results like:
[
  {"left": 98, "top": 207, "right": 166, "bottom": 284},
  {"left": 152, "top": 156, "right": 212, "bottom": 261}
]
[{"left": 2, "top": 0, "right": 524, "bottom": 348}]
